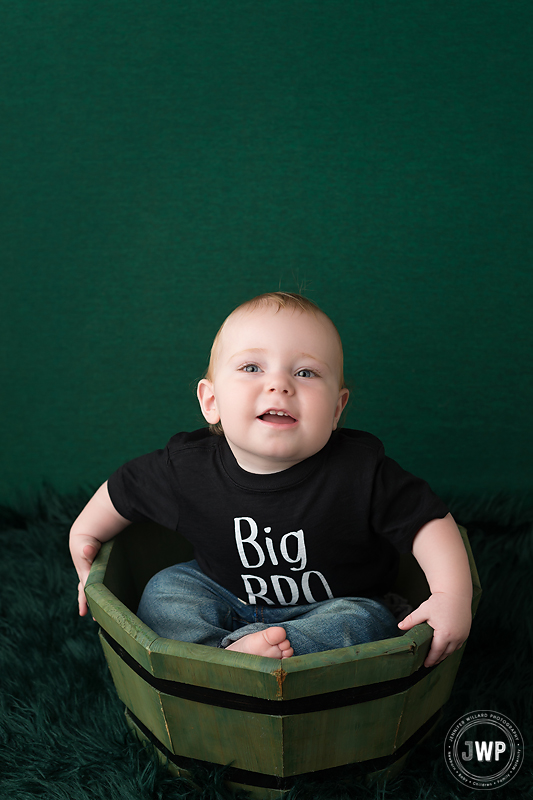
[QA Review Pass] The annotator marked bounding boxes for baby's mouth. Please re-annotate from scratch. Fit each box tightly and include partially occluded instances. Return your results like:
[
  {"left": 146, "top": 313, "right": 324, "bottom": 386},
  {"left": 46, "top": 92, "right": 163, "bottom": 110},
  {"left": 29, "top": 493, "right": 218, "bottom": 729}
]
[{"left": 258, "top": 410, "right": 297, "bottom": 425}]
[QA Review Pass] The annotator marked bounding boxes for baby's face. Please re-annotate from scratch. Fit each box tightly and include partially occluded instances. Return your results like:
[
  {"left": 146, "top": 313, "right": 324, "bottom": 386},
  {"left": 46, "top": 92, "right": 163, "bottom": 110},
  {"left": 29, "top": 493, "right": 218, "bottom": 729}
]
[{"left": 198, "top": 305, "right": 349, "bottom": 473}]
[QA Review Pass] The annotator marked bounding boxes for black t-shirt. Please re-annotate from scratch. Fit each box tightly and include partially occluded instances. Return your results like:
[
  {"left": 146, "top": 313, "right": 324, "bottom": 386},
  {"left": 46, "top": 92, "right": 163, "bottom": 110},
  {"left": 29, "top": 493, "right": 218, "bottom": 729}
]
[{"left": 107, "top": 428, "right": 448, "bottom": 607}]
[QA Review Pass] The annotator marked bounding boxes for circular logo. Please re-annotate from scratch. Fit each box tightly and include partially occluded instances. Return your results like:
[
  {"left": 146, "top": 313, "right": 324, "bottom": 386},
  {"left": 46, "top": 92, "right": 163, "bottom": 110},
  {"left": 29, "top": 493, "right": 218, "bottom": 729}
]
[{"left": 444, "top": 711, "right": 524, "bottom": 789}]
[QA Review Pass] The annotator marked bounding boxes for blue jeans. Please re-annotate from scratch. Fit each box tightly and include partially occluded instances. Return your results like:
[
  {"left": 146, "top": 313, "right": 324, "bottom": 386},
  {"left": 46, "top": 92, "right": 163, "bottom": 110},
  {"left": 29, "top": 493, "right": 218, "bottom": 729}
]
[{"left": 137, "top": 560, "right": 400, "bottom": 656}]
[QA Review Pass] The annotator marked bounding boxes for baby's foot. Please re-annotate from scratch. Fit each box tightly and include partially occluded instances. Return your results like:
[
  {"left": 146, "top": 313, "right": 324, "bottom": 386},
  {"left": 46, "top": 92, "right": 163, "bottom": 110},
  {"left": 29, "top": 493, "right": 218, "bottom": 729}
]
[{"left": 226, "top": 627, "right": 293, "bottom": 659}]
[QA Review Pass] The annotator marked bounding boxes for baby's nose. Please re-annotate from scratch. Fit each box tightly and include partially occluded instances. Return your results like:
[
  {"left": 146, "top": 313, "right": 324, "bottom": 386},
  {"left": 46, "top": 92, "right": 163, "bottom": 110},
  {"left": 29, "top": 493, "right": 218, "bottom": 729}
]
[{"left": 267, "top": 374, "right": 293, "bottom": 394}]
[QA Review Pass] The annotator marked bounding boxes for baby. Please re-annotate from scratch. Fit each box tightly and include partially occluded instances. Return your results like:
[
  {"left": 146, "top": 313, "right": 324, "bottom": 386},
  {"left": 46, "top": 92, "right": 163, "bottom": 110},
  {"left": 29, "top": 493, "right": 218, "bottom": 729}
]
[{"left": 70, "top": 292, "right": 472, "bottom": 666}]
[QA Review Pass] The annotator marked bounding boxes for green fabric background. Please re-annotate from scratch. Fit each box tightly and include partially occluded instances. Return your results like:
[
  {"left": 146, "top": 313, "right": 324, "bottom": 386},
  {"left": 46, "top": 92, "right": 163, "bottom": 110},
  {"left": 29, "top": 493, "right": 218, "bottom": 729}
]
[{"left": 1, "top": 1, "right": 532, "bottom": 504}]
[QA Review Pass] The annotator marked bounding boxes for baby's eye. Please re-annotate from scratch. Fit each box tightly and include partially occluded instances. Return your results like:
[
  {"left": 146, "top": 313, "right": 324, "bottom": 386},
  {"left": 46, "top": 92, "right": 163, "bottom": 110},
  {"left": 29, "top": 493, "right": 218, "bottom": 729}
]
[
  {"left": 241, "top": 364, "right": 261, "bottom": 373},
  {"left": 296, "top": 369, "right": 316, "bottom": 378}
]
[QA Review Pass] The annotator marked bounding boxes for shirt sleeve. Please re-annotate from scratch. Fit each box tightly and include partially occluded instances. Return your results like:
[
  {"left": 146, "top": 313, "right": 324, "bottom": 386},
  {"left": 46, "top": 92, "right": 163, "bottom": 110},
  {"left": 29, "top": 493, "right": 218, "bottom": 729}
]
[
  {"left": 107, "top": 446, "right": 180, "bottom": 531},
  {"left": 369, "top": 445, "right": 449, "bottom": 553}
]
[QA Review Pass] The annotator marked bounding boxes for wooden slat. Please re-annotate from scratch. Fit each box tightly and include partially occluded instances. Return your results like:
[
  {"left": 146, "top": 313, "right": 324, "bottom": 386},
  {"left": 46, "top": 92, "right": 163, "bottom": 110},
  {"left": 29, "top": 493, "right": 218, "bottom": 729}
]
[
  {"left": 159, "top": 693, "right": 284, "bottom": 775},
  {"left": 100, "top": 634, "right": 173, "bottom": 752},
  {"left": 282, "top": 693, "right": 406, "bottom": 774},
  {"left": 125, "top": 711, "right": 290, "bottom": 800},
  {"left": 86, "top": 582, "right": 158, "bottom": 674},
  {"left": 147, "top": 640, "right": 287, "bottom": 700},
  {"left": 277, "top": 625, "right": 432, "bottom": 700},
  {"left": 394, "top": 646, "right": 464, "bottom": 748},
  {"left": 85, "top": 539, "right": 112, "bottom": 588}
]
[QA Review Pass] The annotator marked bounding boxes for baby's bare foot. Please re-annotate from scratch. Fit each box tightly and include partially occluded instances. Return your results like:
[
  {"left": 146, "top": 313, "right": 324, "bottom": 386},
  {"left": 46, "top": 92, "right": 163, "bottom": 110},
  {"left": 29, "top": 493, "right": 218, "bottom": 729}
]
[{"left": 226, "top": 627, "right": 293, "bottom": 659}]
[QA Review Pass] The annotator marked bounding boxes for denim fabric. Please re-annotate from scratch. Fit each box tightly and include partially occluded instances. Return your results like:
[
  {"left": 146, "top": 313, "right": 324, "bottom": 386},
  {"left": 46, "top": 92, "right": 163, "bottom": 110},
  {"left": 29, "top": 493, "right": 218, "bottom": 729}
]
[{"left": 137, "top": 560, "right": 401, "bottom": 655}]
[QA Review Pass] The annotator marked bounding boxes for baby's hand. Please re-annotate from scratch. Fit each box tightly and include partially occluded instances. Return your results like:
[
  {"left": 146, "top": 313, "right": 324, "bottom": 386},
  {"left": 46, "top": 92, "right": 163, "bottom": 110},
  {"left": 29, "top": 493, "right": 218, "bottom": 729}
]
[
  {"left": 70, "top": 537, "right": 102, "bottom": 617},
  {"left": 397, "top": 591, "right": 472, "bottom": 668},
  {"left": 69, "top": 482, "right": 131, "bottom": 617}
]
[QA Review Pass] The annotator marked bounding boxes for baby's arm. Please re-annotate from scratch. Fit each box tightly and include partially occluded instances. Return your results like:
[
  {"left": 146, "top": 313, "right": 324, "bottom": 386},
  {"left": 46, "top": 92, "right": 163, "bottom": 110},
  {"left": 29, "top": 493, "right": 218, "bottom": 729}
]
[
  {"left": 69, "top": 482, "right": 131, "bottom": 616},
  {"left": 397, "top": 513, "right": 472, "bottom": 668}
]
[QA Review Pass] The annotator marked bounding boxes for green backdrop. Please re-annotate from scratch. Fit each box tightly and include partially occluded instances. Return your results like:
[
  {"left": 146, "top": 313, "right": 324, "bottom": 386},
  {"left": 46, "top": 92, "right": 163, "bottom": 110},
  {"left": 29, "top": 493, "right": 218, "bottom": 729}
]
[{"left": 1, "top": 1, "right": 532, "bottom": 506}]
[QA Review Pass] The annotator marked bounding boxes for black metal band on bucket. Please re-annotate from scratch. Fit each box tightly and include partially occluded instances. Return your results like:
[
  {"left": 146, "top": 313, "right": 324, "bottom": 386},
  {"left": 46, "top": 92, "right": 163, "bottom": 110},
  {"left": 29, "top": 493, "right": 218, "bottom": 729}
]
[{"left": 100, "top": 626, "right": 435, "bottom": 715}]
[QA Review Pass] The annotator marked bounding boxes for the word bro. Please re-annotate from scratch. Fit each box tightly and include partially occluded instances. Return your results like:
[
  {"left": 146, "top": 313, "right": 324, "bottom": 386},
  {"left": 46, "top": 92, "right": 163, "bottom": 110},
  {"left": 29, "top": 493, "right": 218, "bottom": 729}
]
[{"left": 234, "top": 517, "right": 333, "bottom": 606}]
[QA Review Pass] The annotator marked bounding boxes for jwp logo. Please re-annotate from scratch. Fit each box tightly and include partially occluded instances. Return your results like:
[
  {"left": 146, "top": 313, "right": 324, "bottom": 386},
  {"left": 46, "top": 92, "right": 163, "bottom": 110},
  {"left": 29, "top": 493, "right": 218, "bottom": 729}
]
[
  {"left": 461, "top": 740, "right": 507, "bottom": 762},
  {"left": 444, "top": 712, "right": 523, "bottom": 789}
]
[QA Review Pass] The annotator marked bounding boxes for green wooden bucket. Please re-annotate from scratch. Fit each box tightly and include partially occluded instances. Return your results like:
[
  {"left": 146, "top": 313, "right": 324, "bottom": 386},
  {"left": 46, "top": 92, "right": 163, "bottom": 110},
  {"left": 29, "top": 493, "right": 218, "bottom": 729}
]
[{"left": 85, "top": 523, "right": 481, "bottom": 799}]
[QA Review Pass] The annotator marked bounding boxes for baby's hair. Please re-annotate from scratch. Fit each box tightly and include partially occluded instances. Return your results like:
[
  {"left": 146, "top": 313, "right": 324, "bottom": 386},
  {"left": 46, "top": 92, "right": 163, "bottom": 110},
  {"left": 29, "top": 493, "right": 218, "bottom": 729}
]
[{"left": 204, "top": 292, "right": 346, "bottom": 436}]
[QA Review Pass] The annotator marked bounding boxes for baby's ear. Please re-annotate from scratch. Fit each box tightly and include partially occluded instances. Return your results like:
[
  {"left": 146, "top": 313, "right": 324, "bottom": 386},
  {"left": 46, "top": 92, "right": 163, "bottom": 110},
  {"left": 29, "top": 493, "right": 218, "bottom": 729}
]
[
  {"left": 197, "top": 379, "right": 220, "bottom": 423},
  {"left": 333, "top": 388, "right": 350, "bottom": 429}
]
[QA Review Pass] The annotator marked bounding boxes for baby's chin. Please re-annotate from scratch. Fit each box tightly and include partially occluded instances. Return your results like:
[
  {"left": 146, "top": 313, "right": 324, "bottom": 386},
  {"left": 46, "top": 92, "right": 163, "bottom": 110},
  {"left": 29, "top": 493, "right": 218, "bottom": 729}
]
[{"left": 228, "top": 438, "right": 326, "bottom": 474}]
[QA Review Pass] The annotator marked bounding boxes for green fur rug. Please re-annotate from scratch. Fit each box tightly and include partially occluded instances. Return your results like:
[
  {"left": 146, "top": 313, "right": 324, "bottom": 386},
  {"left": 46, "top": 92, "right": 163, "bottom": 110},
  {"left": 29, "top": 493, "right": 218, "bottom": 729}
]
[{"left": 1, "top": 489, "right": 531, "bottom": 799}]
